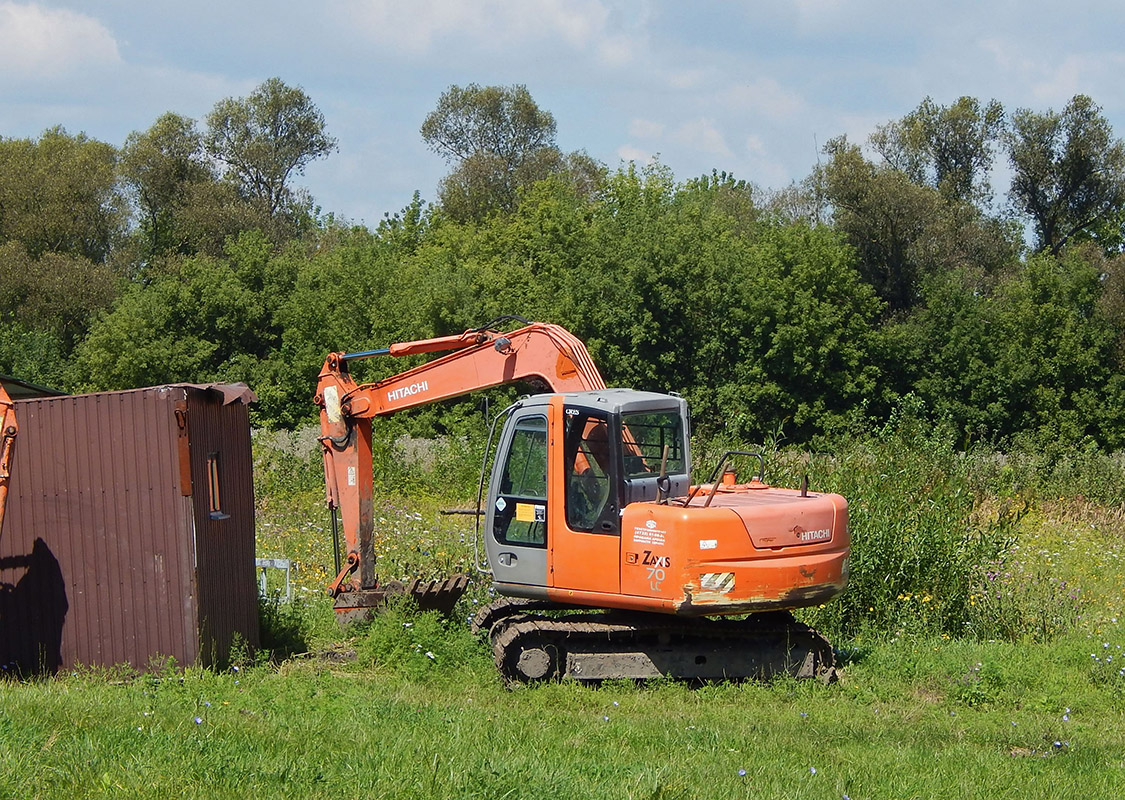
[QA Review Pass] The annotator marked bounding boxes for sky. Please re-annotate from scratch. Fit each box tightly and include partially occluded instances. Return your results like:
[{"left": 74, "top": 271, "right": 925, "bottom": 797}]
[{"left": 2, "top": 0, "right": 1124, "bottom": 227}]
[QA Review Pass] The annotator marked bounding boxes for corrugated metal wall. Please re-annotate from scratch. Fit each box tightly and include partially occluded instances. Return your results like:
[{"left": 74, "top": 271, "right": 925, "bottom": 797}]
[
  {"left": 0, "top": 385, "right": 257, "bottom": 675},
  {"left": 186, "top": 389, "right": 259, "bottom": 667}
]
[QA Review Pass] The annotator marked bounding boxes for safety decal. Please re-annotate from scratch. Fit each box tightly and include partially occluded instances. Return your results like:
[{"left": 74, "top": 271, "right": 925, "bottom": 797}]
[
  {"left": 515, "top": 503, "right": 545, "bottom": 523},
  {"left": 699, "top": 572, "right": 735, "bottom": 594}
]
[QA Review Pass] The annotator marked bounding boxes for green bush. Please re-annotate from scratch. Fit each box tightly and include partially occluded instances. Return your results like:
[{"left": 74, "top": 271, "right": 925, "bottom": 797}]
[
  {"left": 353, "top": 602, "right": 487, "bottom": 681},
  {"left": 776, "top": 398, "right": 1018, "bottom": 640}
]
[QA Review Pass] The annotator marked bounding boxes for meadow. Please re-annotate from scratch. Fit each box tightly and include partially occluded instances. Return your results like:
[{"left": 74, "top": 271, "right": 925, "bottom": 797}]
[{"left": 2, "top": 418, "right": 1125, "bottom": 798}]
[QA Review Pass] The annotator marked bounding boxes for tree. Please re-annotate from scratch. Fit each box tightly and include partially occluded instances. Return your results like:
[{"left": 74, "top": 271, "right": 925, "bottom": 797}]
[
  {"left": 1005, "top": 94, "right": 1125, "bottom": 255},
  {"left": 70, "top": 234, "right": 279, "bottom": 392},
  {"left": 422, "top": 84, "right": 602, "bottom": 221},
  {"left": 820, "top": 136, "right": 1019, "bottom": 313},
  {"left": 422, "top": 83, "right": 557, "bottom": 167},
  {"left": 0, "top": 127, "right": 125, "bottom": 263},
  {"left": 204, "top": 77, "right": 336, "bottom": 218},
  {"left": 870, "top": 96, "right": 1004, "bottom": 204},
  {"left": 120, "top": 112, "right": 215, "bottom": 257},
  {"left": 890, "top": 248, "right": 1125, "bottom": 447}
]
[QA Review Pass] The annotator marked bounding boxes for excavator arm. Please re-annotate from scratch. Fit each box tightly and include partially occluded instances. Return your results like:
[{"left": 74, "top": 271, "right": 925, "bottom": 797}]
[
  {"left": 0, "top": 385, "right": 16, "bottom": 541},
  {"left": 315, "top": 321, "right": 605, "bottom": 600}
]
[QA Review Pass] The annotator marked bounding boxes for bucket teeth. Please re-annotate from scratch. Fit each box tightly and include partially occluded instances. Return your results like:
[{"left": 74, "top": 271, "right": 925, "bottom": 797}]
[{"left": 332, "top": 574, "right": 470, "bottom": 624}]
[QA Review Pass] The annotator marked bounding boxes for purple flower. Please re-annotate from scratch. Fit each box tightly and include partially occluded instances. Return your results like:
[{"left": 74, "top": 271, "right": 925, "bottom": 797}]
[
  {"left": 738, "top": 769, "right": 746, "bottom": 777},
  {"left": 193, "top": 716, "right": 203, "bottom": 725}
]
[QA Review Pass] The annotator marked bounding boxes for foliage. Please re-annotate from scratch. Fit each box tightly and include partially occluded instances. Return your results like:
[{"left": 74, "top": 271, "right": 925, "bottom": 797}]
[
  {"left": 784, "top": 399, "right": 1018, "bottom": 640},
  {"left": 0, "top": 127, "right": 126, "bottom": 264},
  {"left": 204, "top": 77, "right": 336, "bottom": 219},
  {"left": 3, "top": 85, "right": 1125, "bottom": 459},
  {"left": 819, "top": 135, "right": 1020, "bottom": 313},
  {"left": 890, "top": 247, "right": 1125, "bottom": 448},
  {"left": 870, "top": 96, "right": 1005, "bottom": 204},
  {"left": 1005, "top": 94, "right": 1125, "bottom": 255},
  {"left": 353, "top": 602, "right": 485, "bottom": 681},
  {"left": 966, "top": 559, "right": 1086, "bottom": 642},
  {"left": 422, "top": 83, "right": 604, "bottom": 221},
  {"left": 119, "top": 112, "right": 216, "bottom": 259}
]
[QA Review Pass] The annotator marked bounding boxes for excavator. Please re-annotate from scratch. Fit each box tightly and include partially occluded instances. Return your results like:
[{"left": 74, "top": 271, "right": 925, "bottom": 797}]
[
  {"left": 0, "top": 384, "right": 16, "bottom": 540},
  {"left": 315, "top": 319, "right": 849, "bottom": 682}
]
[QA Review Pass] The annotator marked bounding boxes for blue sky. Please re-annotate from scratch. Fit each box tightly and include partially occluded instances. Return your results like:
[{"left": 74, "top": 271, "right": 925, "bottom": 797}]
[{"left": 2, "top": 0, "right": 1123, "bottom": 226}]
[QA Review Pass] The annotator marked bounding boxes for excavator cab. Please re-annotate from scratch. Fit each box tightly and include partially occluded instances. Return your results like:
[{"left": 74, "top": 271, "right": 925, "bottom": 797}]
[{"left": 484, "top": 389, "right": 693, "bottom": 600}]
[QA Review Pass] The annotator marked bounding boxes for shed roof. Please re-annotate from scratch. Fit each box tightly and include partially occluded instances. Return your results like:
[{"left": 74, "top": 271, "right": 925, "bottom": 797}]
[{"left": 0, "top": 374, "right": 66, "bottom": 400}]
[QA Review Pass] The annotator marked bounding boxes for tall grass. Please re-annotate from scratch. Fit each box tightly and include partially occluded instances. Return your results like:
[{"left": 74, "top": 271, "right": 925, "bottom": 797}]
[{"left": 252, "top": 404, "right": 1124, "bottom": 646}]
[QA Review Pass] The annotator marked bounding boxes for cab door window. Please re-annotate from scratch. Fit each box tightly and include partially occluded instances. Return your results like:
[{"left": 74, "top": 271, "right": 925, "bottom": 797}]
[
  {"left": 493, "top": 414, "right": 548, "bottom": 546},
  {"left": 565, "top": 412, "right": 619, "bottom": 534}
]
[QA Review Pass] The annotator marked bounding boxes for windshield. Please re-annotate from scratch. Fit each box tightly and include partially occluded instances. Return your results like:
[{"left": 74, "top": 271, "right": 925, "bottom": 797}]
[{"left": 620, "top": 410, "right": 686, "bottom": 479}]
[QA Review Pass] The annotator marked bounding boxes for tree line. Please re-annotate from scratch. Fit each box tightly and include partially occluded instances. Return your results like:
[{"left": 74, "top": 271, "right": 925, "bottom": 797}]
[{"left": 2, "top": 80, "right": 1124, "bottom": 449}]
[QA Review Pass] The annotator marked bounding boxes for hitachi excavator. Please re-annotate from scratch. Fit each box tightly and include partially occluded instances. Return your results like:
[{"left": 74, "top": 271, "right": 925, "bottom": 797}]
[
  {"left": 0, "top": 384, "right": 16, "bottom": 540},
  {"left": 316, "top": 319, "right": 849, "bottom": 682}
]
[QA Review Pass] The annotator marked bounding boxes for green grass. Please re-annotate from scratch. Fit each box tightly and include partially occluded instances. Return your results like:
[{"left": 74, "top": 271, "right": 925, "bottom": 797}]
[
  {"left": 5, "top": 428, "right": 1125, "bottom": 797},
  {"left": 2, "top": 629, "right": 1124, "bottom": 798}
]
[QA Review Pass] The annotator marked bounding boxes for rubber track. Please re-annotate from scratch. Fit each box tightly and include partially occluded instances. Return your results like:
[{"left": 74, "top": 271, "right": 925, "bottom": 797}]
[{"left": 487, "top": 608, "right": 836, "bottom": 683}]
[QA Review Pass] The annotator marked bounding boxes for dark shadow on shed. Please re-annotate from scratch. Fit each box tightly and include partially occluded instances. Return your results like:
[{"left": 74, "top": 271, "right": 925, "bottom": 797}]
[{"left": 0, "top": 538, "right": 68, "bottom": 677}]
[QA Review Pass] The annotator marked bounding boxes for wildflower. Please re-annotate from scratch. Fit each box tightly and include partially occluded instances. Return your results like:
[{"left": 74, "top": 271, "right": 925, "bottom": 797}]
[
  {"left": 603, "top": 715, "right": 609, "bottom": 722},
  {"left": 194, "top": 717, "right": 203, "bottom": 725},
  {"left": 738, "top": 769, "right": 746, "bottom": 777},
  {"left": 613, "top": 701, "right": 619, "bottom": 707},
  {"left": 425, "top": 651, "right": 435, "bottom": 660},
  {"left": 810, "top": 767, "right": 817, "bottom": 775},
  {"left": 203, "top": 701, "right": 212, "bottom": 707},
  {"left": 800, "top": 712, "right": 808, "bottom": 718}
]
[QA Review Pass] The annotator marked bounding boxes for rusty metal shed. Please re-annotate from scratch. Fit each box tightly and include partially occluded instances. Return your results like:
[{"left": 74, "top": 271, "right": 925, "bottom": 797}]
[{"left": 0, "top": 383, "right": 259, "bottom": 675}]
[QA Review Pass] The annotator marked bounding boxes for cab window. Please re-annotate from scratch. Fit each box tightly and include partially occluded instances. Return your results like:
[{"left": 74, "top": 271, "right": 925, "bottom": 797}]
[
  {"left": 493, "top": 415, "right": 548, "bottom": 546},
  {"left": 564, "top": 412, "right": 618, "bottom": 534}
]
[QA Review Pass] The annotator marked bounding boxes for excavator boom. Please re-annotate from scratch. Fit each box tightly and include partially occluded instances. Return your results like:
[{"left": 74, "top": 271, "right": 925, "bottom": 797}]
[
  {"left": 0, "top": 384, "right": 16, "bottom": 540},
  {"left": 315, "top": 322, "right": 605, "bottom": 616}
]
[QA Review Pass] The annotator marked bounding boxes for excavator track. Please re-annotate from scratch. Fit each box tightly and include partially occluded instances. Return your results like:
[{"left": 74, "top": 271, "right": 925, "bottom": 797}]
[{"left": 474, "top": 599, "right": 836, "bottom": 684}]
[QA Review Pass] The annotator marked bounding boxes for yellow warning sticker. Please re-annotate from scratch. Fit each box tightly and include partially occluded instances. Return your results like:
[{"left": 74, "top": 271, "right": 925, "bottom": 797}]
[{"left": 515, "top": 503, "right": 535, "bottom": 522}]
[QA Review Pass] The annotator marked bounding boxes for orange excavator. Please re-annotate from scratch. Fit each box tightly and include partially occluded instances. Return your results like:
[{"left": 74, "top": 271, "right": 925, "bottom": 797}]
[
  {"left": 316, "top": 319, "right": 849, "bottom": 682},
  {"left": 0, "top": 384, "right": 16, "bottom": 540}
]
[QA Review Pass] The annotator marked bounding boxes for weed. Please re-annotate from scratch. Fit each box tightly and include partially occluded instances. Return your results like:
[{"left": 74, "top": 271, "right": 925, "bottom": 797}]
[
  {"left": 352, "top": 599, "right": 490, "bottom": 681},
  {"left": 966, "top": 559, "right": 1087, "bottom": 642}
]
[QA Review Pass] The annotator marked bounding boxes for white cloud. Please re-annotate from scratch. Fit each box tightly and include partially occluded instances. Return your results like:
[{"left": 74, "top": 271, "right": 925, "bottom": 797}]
[
  {"left": 667, "top": 68, "right": 707, "bottom": 91},
  {"left": 670, "top": 118, "right": 731, "bottom": 158},
  {"left": 0, "top": 2, "right": 120, "bottom": 77},
  {"left": 1031, "top": 53, "right": 1125, "bottom": 107},
  {"left": 724, "top": 78, "right": 804, "bottom": 122},
  {"left": 341, "top": 0, "right": 630, "bottom": 64},
  {"left": 616, "top": 144, "right": 653, "bottom": 164},
  {"left": 742, "top": 135, "right": 789, "bottom": 187},
  {"left": 628, "top": 118, "right": 664, "bottom": 138}
]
